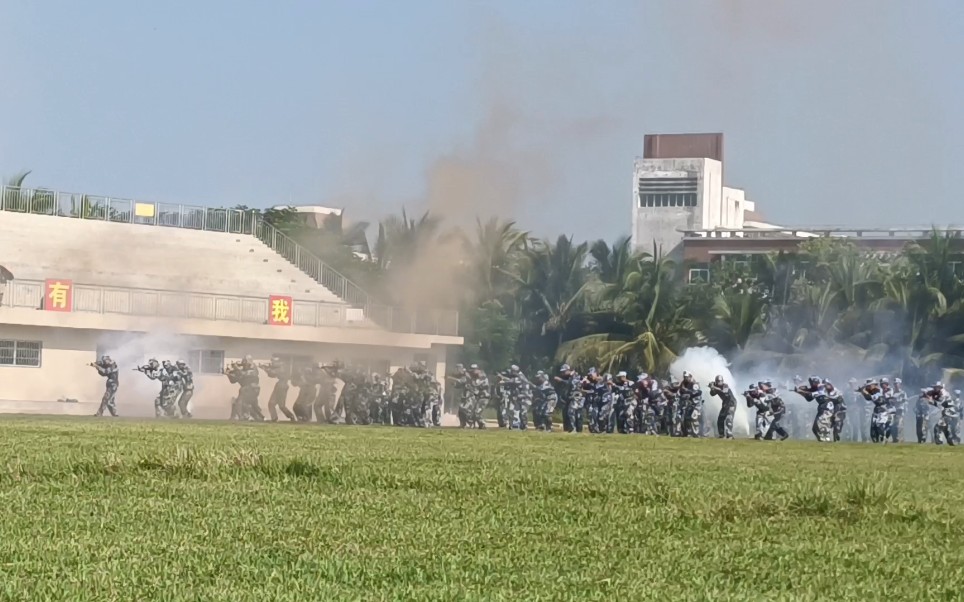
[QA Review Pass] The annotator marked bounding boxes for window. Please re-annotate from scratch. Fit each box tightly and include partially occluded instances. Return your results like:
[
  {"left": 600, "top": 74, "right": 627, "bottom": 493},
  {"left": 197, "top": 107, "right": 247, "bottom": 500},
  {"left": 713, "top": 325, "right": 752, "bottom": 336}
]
[
  {"left": 0, "top": 340, "right": 42, "bottom": 367},
  {"left": 185, "top": 349, "right": 225, "bottom": 374},
  {"left": 688, "top": 268, "right": 710, "bottom": 284},
  {"left": 638, "top": 176, "right": 699, "bottom": 208},
  {"left": 273, "top": 354, "right": 314, "bottom": 377},
  {"left": 639, "top": 192, "right": 697, "bottom": 208}
]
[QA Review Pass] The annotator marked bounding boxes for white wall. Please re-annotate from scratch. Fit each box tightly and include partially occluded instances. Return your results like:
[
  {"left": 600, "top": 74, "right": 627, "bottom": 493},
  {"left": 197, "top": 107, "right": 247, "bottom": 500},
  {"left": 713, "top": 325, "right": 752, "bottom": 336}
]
[
  {"left": 0, "top": 325, "right": 450, "bottom": 417},
  {"left": 632, "top": 158, "right": 715, "bottom": 258}
]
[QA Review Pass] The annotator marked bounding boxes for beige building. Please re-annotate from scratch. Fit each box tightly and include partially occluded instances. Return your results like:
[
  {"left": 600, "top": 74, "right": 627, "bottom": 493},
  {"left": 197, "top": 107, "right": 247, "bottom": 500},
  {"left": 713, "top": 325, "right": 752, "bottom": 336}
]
[{"left": 0, "top": 188, "right": 461, "bottom": 417}]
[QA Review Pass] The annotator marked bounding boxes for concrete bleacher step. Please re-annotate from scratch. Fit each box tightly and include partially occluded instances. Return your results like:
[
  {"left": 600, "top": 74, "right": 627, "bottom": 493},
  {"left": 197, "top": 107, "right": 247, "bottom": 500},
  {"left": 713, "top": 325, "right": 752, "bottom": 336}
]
[{"left": 0, "top": 211, "right": 347, "bottom": 304}]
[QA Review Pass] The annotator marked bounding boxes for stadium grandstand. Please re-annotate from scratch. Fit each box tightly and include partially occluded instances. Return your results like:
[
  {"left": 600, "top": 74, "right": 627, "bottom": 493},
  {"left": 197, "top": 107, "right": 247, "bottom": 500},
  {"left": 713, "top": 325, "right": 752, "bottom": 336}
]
[{"left": 0, "top": 185, "right": 461, "bottom": 416}]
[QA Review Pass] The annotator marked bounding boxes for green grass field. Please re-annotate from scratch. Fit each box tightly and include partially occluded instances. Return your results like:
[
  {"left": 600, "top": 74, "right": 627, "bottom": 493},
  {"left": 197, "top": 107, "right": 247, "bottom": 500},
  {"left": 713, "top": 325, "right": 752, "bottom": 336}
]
[{"left": 0, "top": 417, "right": 962, "bottom": 601}]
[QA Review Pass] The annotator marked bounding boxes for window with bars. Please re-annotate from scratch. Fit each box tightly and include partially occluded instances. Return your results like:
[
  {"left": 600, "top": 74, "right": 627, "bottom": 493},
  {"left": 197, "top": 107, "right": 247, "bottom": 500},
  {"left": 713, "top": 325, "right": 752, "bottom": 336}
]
[
  {"left": 185, "top": 349, "right": 226, "bottom": 374},
  {"left": 638, "top": 177, "right": 699, "bottom": 208},
  {"left": 688, "top": 268, "right": 710, "bottom": 284},
  {"left": 0, "top": 340, "right": 42, "bottom": 367}
]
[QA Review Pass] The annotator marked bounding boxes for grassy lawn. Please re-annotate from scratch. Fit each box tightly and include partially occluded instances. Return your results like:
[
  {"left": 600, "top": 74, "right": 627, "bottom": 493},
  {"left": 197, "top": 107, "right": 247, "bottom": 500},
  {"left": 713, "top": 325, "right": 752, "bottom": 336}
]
[{"left": 0, "top": 417, "right": 961, "bottom": 601}]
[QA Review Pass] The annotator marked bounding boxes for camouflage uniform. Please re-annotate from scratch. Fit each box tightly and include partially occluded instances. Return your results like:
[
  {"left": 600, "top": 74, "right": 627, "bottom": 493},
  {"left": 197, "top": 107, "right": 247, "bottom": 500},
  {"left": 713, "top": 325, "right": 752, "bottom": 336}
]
[
  {"left": 237, "top": 356, "right": 263, "bottom": 421},
  {"left": 340, "top": 369, "right": 371, "bottom": 425},
  {"left": 757, "top": 380, "right": 790, "bottom": 441},
  {"left": 823, "top": 382, "right": 845, "bottom": 442},
  {"left": 466, "top": 367, "right": 490, "bottom": 428},
  {"left": 175, "top": 360, "right": 194, "bottom": 419},
  {"left": 795, "top": 377, "right": 833, "bottom": 442},
  {"left": 92, "top": 356, "right": 119, "bottom": 417},
  {"left": 390, "top": 366, "right": 417, "bottom": 427},
  {"left": 291, "top": 364, "right": 318, "bottom": 422},
  {"left": 926, "top": 384, "right": 956, "bottom": 446},
  {"left": 532, "top": 371, "right": 558, "bottom": 431},
  {"left": 368, "top": 374, "right": 391, "bottom": 425},
  {"left": 262, "top": 356, "right": 295, "bottom": 422},
  {"left": 136, "top": 359, "right": 164, "bottom": 416},
  {"left": 158, "top": 360, "right": 182, "bottom": 418},
  {"left": 745, "top": 385, "right": 771, "bottom": 440},
  {"left": 683, "top": 383, "right": 704, "bottom": 438},
  {"left": 889, "top": 382, "right": 907, "bottom": 443},
  {"left": 595, "top": 374, "right": 616, "bottom": 435},
  {"left": 614, "top": 372, "right": 636, "bottom": 434},
  {"left": 449, "top": 364, "right": 470, "bottom": 427},
  {"left": 709, "top": 376, "right": 736, "bottom": 439},
  {"left": 634, "top": 375, "right": 658, "bottom": 435},
  {"left": 313, "top": 365, "right": 338, "bottom": 424},
  {"left": 861, "top": 380, "right": 891, "bottom": 443},
  {"left": 915, "top": 390, "right": 931, "bottom": 444}
]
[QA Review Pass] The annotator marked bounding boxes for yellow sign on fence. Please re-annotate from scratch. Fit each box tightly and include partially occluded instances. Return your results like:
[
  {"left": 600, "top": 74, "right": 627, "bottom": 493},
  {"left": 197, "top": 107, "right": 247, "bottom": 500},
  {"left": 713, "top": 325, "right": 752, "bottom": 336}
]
[{"left": 134, "top": 202, "right": 156, "bottom": 218}]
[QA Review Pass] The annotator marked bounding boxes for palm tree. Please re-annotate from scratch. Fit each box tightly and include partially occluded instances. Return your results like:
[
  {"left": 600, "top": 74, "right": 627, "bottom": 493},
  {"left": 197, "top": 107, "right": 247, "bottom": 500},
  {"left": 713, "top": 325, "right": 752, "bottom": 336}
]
[{"left": 462, "top": 217, "right": 529, "bottom": 306}]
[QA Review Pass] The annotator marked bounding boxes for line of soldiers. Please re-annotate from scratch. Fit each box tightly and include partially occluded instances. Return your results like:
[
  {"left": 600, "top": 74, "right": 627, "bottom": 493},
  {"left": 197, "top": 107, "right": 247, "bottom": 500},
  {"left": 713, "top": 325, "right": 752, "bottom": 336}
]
[
  {"left": 449, "top": 363, "right": 731, "bottom": 436},
  {"left": 134, "top": 358, "right": 195, "bottom": 418},
  {"left": 239, "top": 356, "right": 442, "bottom": 427}
]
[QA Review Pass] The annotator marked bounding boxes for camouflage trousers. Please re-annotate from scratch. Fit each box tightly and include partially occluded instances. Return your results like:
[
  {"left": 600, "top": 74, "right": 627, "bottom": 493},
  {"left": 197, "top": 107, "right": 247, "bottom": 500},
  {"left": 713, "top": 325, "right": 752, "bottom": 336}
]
[
  {"left": 313, "top": 394, "right": 337, "bottom": 424},
  {"left": 566, "top": 396, "right": 585, "bottom": 433},
  {"left": 177, "top": 388, "right": 194, "bottom": 419},
  {"left": 717, "top": 405, "right": 734, "bottom": 438},
  {"left": 291, "top": 385, "right": 316, "bottom": 422},
  {"left": 242, "top": 385, "right": 264, "bottom": 421},
  {"left": 755, "top": 411, "right": 772, "bottom": 440},
  {"left": 635, "top": 403, "right": 656, "bottom": 435},
  {"left": 765, "top": 412, "right": 790, "bottom": 440},
  {"left": 588, "top": 396, "right": 614, "bottom": 434},
  {"left": 533, "top": 393, "right": 557, "bottom": 431},
  {"left": 683, "top": 404, "right": 703, "bottom": 438},
  {"left": 96, "top": 381, "right": 118, "bottom": 417},
  {"left": 831, "top": 409, "right": 846, "bottom": 442},
  {"left": 933, "top": 417, "right": 957, "bottom": 446},
  {"left": 870, "top": 409, "right": 891, "bottom": 443},
  {"left": 888, "top": 413, "right": 904, "bottom": 443},
  {"left": 267, "top": 382, "right": 294, "bottom": 422},
  {"left": 156, "top": 389, "right": 178, "bottom": 418},
  {"left": 618, "top": 399, "right": 637, "bottom": 434},
  {"left": 916, "top": 415, "right": 929, "bottom": 443},
  {"left": 812, "top": 406, "right": 834, "bottom": 442},
  {"left": 346, "top": 399, "right": 371, "bottom": 425}
]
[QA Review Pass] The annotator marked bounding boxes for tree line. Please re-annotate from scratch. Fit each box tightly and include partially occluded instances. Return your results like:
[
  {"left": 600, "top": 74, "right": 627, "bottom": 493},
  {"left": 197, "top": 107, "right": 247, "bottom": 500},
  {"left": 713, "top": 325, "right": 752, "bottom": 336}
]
[{"left": 265, "top": 207, "right": 964, "bottom": 384}]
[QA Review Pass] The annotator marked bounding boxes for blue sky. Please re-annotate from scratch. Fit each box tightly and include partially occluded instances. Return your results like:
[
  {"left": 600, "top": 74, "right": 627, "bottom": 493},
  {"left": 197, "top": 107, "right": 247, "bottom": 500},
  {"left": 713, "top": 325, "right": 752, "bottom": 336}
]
[{"left": 2, "top": 0, "right": 963, "bottom": 241}]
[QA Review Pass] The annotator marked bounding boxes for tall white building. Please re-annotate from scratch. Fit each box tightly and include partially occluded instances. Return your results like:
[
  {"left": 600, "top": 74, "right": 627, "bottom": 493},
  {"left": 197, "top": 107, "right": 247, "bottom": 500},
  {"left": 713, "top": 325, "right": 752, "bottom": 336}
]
[{"left": 631, "top": 156, "right": 756, "bottom": 258}]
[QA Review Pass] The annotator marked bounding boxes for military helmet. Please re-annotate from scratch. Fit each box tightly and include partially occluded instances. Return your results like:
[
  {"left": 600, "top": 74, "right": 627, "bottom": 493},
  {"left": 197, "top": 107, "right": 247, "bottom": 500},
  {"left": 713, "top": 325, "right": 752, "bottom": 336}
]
[
  {"left": 934, "top": 381, "right": 944, "bottom": 389},
  {"left": 243, "top": 354, "right": 253, "bottom": 364},
  {"left": 100, "top": 355, "right": 110, "bottom": 364},
  {"left": 682, "top": 371, "right": 692, "bottom": 379},
  {"left": 616, "top": 370, "right": 627, "bottom": 378},
  {"left": 637, "top": 372, "right": 649, "bottom": 381},
  {"left": 749, "top": 383, "right": 758, "bottom": 391},
  {"left": 559, "top": 364, "right": 571, "bottom": 372},
  {"left": 176, "top": 360, "right": 187, "bottom": 368},
  {"left": 714, "top": 375, "right": 724, "bottom": 385},
  {"left": 880, "top": 377, "right": 890, "bottom": 384},
  {"left": 510, "top": 364, "right": 520, "bottom": 373},
  {"left": 162, "top": 359, "right": 172, "bottom": 366},
  {"left": 469, "top": 363, "right": 479, "bottom": 370}
]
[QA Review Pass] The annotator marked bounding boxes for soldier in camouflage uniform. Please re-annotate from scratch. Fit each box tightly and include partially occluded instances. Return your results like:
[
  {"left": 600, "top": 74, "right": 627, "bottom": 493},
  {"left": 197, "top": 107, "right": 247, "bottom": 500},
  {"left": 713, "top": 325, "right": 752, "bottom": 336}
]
[
  {"left": 154, "top": 360, "right": 182, "bottom": 418},
  {"left": 762, "top": 380, "right": 790, "bottom": 440},
  {"left": 237, "top": 355, "right": 264, "bottom": 421},
  {"left": 498, "top": 365, "right": 532, "bottom": 430},
  {"left": 91, "top": 355, "right": 119, "bottom": 417},
  {"left": 860, "top": 379, "right": 890, "bottom": 443},
  {"left": 614, "top": 371, "right": 636, "bottom": 434},
  {"left": 465, "top": 364, "right": 490, "bottom": 429},
  {"left": 448, "top": 364, "right": 470, "bottom": 427},
  {"left": 888, "top": 378, "right": 907, "bottom": 443},
  {"left": 744, "top": 383, "right": 771, "bottom": 440},
  {"left": 709, "top": 375, "right": 736, "bottom": 439},
  {"left": 261, "top": 356, "right": 295, "bottom": 422},
  {"left": 795, "top": 376, "right": 832, "bottom": 442},
  {"left": 924, "top": 382, "right": 956, "bottom": 446},
  {"left": 683, "top": 382, "right": 704, "bottom": 438},
  {"left": 822, "top": 380, "right": 845, "bottom": 442},
  {"left": 291, "top": 363, "right": 318, "bottom": 422},
  {"left": 135, "top": 358, "right": 164, "bottom": 416},
  {"left": 531, "top": 370, "right": 558, "bottom": 431},
  {"left": 634, "top": 374, "right": 659, "bottom": 435},
  {"left": 175, "top": 360, "right": 194, "bottom": 419},
  {"left": 223, "top": 360, "right": 245, "bottom": 420},
  {"left": 313, "top": 363, "right": 338, "bottom": 424},
  {"left": 369, "top": 373, "right": 392, "bottom": 425},
  {"left": 390, "top": 365, "right": 417, "bottom": 427},
  {"left": 340, "top": 368, "right": 371, "bottom": 425},
  {"left": 914, "top": 387, "right": 931, "bottom": 443}
]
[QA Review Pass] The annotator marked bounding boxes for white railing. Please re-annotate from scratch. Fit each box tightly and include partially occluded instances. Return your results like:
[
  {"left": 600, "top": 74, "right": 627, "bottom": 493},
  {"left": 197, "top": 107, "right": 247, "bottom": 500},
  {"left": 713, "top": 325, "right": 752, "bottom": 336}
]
[{"left": 2, "top": 279, "right": 363, "bottom": 329}]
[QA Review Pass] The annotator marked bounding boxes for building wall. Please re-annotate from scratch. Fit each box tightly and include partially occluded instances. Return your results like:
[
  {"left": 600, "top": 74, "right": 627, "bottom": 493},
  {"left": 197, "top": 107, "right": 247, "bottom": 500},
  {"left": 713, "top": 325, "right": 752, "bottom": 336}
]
[
  {"left": 0, "top": 324, "right": 450, "bottom": 417},
  {"left": 632, "top": 158, "right": 718, "bottom": 258}
]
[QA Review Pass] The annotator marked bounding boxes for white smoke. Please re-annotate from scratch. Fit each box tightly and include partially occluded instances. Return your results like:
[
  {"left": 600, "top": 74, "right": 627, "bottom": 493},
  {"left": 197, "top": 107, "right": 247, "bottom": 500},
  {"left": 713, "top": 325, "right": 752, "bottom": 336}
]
[
  {"left": 95, "top": 331, "right": 207, "bottom": 417},
  {"left": 670, "top": 346, "right": 751, "bottom": 437}
]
